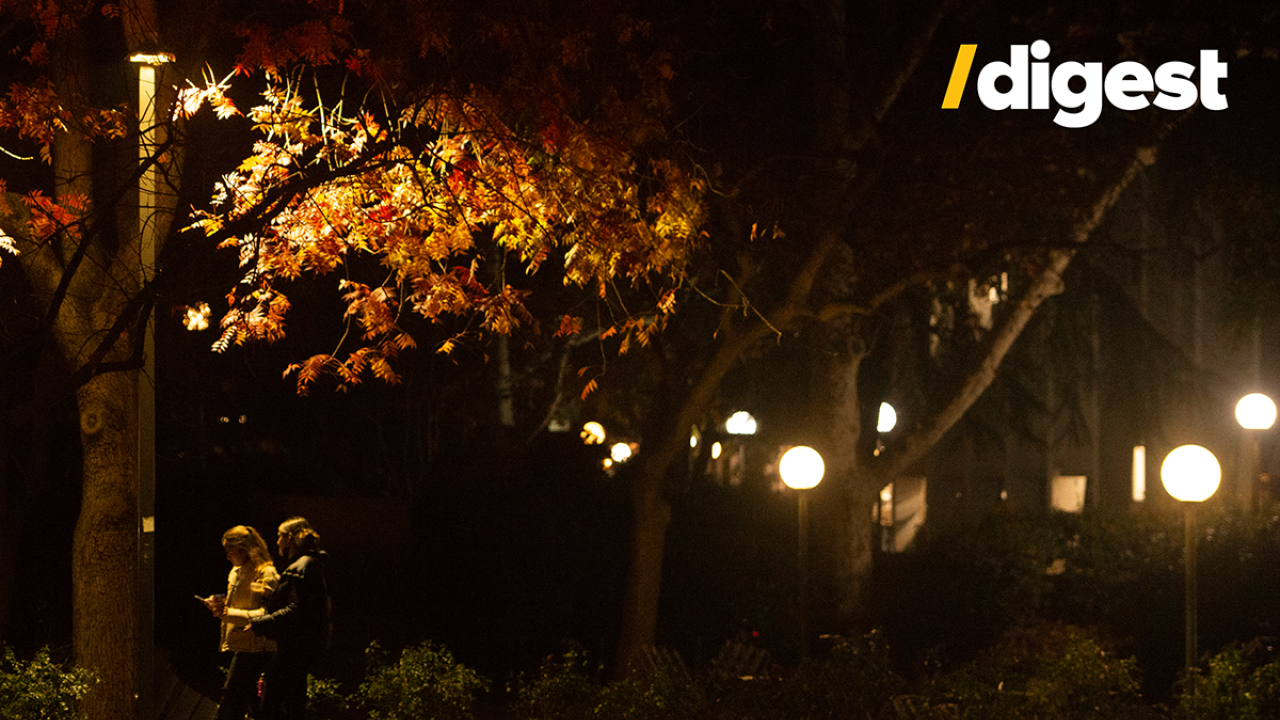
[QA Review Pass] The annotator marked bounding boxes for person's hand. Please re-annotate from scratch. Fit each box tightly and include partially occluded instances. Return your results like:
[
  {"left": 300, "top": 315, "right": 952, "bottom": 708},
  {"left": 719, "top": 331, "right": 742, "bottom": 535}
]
[{"left": 208, "top": 595, "right": 226, "bottom": 614}]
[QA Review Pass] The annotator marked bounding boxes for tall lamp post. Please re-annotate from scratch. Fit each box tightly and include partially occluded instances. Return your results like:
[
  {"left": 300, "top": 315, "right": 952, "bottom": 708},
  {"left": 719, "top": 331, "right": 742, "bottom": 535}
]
[
  {"left": 1161, "top": 444, "right": 1221, "bottom": 679},
  {"left": 780, "top": 445, "right": 824, "bottom": 663},
  {"left": 129, "top": 49, "right": 173, "bottom": 720},
  {"left": 1235, "top": 393, "right": 1276, "bottom": 509}
]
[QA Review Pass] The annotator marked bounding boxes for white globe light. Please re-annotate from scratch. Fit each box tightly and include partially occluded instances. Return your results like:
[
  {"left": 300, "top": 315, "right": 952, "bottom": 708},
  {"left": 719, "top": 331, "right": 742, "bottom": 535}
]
[
  {"left": 780, "top": 446, "right": 824, "bottom": 490},
  {"left": 1236, "top": 393, "right": 1277, "bottom": 431},
  {"left": 611, "top": 442, "right": 633, "bottom": 463},
  {"left": 1160, "top": 445, "right": 1221, "bottom": 502},
  {"left": 725, "top": 411, "right": 758, "bottom": 435},
  {"left": 877, "top": 403, "right": 897, "bottom": 433}
]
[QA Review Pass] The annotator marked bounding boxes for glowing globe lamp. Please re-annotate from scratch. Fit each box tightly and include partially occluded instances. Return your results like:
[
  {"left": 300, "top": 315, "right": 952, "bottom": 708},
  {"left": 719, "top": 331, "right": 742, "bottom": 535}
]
[
  {"left": 1236, "top": 393, "right": 1277, "bottom": 431},
  {"left": 780, "top": 446, "right": 824, "bottom": 490},
  {"left": 1161, "top": 444, "right": 1220, "bottom": 503}
]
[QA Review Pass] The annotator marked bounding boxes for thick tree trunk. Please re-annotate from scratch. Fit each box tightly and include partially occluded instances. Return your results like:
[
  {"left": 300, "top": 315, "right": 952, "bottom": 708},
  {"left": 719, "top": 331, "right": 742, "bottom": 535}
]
[
  {"left": 614, "top": 457, "right": 672, "bottom": 674},
  {"left": 73, "top": 373, "right": 139, "bottom": 720},
  {"left": 819, "top": 343, "right": 876, "bottom": 627}
]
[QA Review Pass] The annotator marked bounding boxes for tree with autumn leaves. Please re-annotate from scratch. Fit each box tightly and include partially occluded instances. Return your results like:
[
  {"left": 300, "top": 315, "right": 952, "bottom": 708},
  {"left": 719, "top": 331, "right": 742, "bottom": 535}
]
[{"left": 1, "top": 0, "right": 701, "bottom": 717}]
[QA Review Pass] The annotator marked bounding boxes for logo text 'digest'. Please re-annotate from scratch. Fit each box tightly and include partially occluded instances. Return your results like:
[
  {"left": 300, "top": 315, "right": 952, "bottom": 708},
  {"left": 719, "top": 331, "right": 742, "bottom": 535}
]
[{"left": 942, "top": 41, "right": 1228, "bottom": 128}]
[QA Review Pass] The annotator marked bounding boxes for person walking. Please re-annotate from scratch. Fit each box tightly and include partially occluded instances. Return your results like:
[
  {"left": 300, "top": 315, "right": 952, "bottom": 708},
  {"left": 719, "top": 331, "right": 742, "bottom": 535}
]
[
  {"left": 247, "top": 516, "right": 331, "bottom": 720},
  {"left": 202, "top": 525, "right": 279, "bottom": 720}
]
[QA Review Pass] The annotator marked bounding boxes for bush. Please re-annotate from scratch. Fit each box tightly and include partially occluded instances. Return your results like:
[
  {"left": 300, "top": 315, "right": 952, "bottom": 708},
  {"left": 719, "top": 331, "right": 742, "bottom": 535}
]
[
  {"left": 1177, "top": 644, "right": 1280, "bottom": 719},
  {"left": 509, "top": 645, "right": 601, "bottom": 720},
  {"left": 800, "top": 631, "right": 905, "bottom": 718},
  {"left": 913, "top": 622, "right": 1157, "bottom": 720},
  {"left": 350, "top": 641, "right": 489, "bottom": 720},
  {"left": 593, "top": 659, "right": 707, "bottom": 720},
  {"left": 306, "top": 674, "right": 346, "bottom": 720},
  {"left": 0, "top": 646, "right": 95, "bottom": 720}
]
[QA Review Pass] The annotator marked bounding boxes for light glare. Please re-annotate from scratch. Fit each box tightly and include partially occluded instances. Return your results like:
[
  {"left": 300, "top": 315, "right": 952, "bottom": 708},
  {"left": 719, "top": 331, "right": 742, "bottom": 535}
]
[
  {"left": 184, "top": 302, "right": 211, "bottom": 331},
  {"left": 780, "top": 446, "right": 824, "bottom": 490},
  {"left": 1161, "top": 444, "right": 1221, "bottom": 502},
  {"left": 725, "top": 411, "right": 758, "bottom": 435},
  {"left": 581, "top": 422, "right": 605, "bottom": 445},
  {"left": 1236, "top": 393, "right": 1277, "bottom": 430},
  {"left": 128, "top": 52, "right": 175, "bottom": 65},
  {"left": 877, "top": 403, "right": 897, "bottom": 433}
]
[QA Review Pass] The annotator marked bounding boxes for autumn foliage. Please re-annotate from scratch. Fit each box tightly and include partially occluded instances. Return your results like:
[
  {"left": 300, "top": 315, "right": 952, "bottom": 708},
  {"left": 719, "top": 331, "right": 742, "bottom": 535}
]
[{"left": 174, "top": 5, "right": 706, "bottom": 391}]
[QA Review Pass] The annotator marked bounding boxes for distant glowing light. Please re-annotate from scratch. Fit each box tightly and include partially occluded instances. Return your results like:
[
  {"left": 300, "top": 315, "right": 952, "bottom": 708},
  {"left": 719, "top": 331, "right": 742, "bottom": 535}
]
[
  {"left": 611, "top": 443, "right": 633, "bottom": 463},
  {"left": 1132, "top": 445, "right": 1146, "bottom": 502},
  {"left": 780, "top": 446, "right": 824, "bottom": 490},
  {"left": 877, "top": 403, "right": 897, "bottom": 433},
  {"left": 128, "top": 52, "right": 176, "bottom": 65},
  {"left": 711, "top": 442, "right": 723, "bottom": 460},
  {"left": 581, "top": 422, "right": 605, "bottom": 445},
  {"left": 1161, "top": 445, "right": 1221, "bottom": 502},
  {"left": 1236, "top": 393, "right": 1277, "bottom": 430},
  {"left": 725, "top": 411, "right": 757, "bottom": 435},
  {"left": 184, "top": 302, "right": 211, "bottom": 331}
]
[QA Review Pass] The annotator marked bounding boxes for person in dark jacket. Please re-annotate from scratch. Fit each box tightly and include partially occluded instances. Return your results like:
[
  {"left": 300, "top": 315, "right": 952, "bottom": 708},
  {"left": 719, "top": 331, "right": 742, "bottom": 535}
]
[{"left": 247, "top": 516, "right": 331, "bottom": 720}]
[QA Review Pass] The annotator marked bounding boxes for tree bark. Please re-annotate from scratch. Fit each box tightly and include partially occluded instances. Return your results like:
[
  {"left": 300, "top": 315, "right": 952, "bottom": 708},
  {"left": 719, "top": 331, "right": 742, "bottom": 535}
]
[{"left": 72, "top": 374, "right": 139, "bottom": 720}]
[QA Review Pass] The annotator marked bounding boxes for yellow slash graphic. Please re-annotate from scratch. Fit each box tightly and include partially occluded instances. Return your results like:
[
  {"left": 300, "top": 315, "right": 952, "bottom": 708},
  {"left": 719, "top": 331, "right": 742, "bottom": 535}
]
[{"left": 942, "top": 45, "right": 978, "bottom": 109}]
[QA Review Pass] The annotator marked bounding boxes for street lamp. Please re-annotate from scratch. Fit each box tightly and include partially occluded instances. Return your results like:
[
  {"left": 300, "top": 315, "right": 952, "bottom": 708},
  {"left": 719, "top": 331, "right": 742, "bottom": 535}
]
[
  {"left": 1235, "top": 393, "right": 1276, "bottom": 509},
  {"left": 130, "top": 48, "right": 172, "bottom": 720},
  {"left": 780, "top": 445, "right": 824, "bottom": 662},
  {"left": 877, "top": 403, "right": 897, "bottom": 433},
  {"left": 725, "top": 410, "right": 758, "bottom": 436},
  {"left": 1161, "top": 444, "right": 1221, "bottom": 679}
]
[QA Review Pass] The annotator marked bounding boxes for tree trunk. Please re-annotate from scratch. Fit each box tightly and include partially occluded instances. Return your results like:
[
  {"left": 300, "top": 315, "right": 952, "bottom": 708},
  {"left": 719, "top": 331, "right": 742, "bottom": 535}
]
[
  {"left": 818, "top": 341, "right": 876, "bottom": 627},
  {"left": 73, "top": 373, "right": 139, "bottom": 720},
  {"left": 613, "top": 326, "right": 769, "bottom": 674},
  {"left": 614, "top": 456, "right": 672, "bottom": 674}
]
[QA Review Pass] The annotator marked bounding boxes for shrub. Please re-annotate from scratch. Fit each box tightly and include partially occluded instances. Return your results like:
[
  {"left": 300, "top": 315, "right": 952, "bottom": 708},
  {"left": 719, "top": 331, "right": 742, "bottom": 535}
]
[
  {"left": 773, "top": 631, "right": 904, "bottom": 719},
  {"left": 1177, "top": 644, "right": 1280, "bottom": 720},
  {"left": 0, "top": 646, "right": 96, "bottom": 720},
  {"left": 510, "top": 645, "right": 711, "bottom": 720},
  {"left": 509, "top": 645, "right": 601, "bottom": 720},
  {"left": 351, "top": 641, "right": 489, "bottom": 720},
  {"left": 306, "top": 674, "right": 346, "bottom": 720},
  {"left": 918, "top": 622, "right": 1156, "bottom": 719}
]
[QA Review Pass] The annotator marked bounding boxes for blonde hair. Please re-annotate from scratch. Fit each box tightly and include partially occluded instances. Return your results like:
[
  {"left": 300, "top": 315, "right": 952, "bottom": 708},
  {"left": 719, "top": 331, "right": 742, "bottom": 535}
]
[
  {"left": 221, "top": 525, "right": 273, "bottom": 568},
  {"left": 279, "top": 516, "right": 321, "bottom": 554}
]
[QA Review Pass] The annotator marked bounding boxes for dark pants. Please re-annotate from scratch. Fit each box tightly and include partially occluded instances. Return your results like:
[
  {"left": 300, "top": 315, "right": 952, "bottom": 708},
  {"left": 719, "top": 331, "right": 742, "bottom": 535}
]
[
  {"left": 216, "top": 651, "right": 270, "bottom": 720},
  {"left": 259, "top": 646, "right": 315, "bottom": 720}
]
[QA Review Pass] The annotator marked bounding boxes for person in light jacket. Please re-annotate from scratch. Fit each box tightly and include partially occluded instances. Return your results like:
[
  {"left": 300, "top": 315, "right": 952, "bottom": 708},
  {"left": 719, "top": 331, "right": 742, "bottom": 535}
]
[
  {"left": 202, "top": 525, "right": 279, "bottom": 720},
  {"left": 247, "top": 516, "right": 331, "bottom": 720}
]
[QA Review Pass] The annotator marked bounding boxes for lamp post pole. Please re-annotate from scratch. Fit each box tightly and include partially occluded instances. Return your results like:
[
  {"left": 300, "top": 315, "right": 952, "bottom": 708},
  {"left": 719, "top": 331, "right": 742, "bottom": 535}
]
[
  {"left": 1183, "top": 501, "right": 1198, "bottom": 672},
  {"left": 780, "top": 446, "right": 824, "bottom": 664},
  {"left": 797, "top": 489, "right": 810, "bottom": 660},
  {"left": 1236, "top": 393, "right": 1277, "bottom": 510},
  {"left": 130, "top": 49, "right": 172, "bottom": 720},
  {"left": 1161, "top": 444, "right": 1221, "bottom": 684}
]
